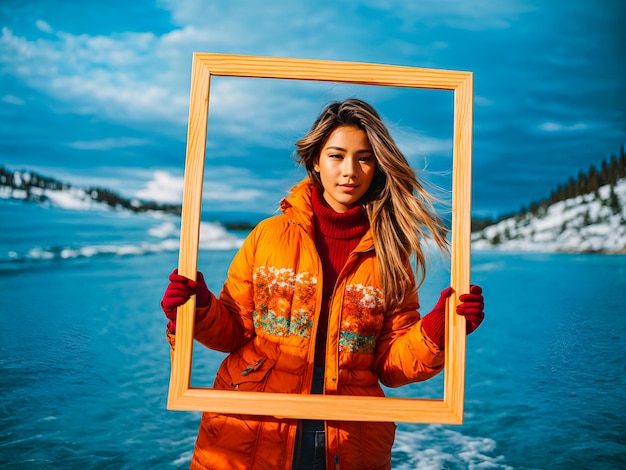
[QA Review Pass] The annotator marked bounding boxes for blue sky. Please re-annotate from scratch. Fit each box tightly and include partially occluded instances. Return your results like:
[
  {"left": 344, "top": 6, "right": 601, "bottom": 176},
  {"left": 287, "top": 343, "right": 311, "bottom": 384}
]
[{"left": 1, "top": 0, "right": 624, "bottom": 219}]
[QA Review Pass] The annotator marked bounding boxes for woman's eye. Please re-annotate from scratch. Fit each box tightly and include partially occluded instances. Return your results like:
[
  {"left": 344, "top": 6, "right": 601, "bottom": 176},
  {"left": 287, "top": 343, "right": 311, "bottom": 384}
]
[{"left": 329, "top": 154, "right": 343, "bottom": 159}]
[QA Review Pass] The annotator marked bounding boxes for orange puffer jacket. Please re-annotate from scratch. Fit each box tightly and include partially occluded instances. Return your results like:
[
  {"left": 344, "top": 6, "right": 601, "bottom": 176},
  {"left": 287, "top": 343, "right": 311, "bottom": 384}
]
[{"left": 187, "top": 179, "right": 444, "bottom": 469}]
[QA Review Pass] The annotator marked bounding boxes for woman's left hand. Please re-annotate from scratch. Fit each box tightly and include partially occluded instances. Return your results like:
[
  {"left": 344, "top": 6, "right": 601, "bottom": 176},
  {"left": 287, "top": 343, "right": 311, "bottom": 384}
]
[
  {"left": 422, "top": 285, "right": 485, "bottom": 348},
  {"left": 457, "top": 285, "right": 485, "bottom": 334}
]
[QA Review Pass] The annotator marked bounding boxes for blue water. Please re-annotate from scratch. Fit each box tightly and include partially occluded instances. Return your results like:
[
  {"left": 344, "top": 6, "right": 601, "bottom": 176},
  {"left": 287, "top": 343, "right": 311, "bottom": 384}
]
[{"left": 1, "top": 200, "right": 625, "bottom": 469}]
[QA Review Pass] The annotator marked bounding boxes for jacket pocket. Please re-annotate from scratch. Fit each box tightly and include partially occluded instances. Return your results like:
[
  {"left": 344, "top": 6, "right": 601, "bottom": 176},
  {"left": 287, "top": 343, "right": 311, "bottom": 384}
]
[{"left": 215, "top": 354, "right": 276, "bottom": 392}]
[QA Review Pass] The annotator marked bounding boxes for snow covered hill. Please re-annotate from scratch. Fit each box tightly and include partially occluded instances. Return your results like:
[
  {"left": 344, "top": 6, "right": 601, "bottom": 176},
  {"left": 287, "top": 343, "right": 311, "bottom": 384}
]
[
  {"left": 0, "top": 167, "right": 180, "bottom": 215},
  {"left": 3, "top": 166, "right": 626, "bottom": 254},
  {"left": 472, "top": 178, "right": 626, "bottom": 253}
]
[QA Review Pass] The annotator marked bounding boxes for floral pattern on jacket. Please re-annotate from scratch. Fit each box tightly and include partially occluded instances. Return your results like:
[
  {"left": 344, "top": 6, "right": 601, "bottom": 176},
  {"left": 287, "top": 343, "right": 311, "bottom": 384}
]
[
  {"left": 339, "top": 284, "right": 384, "bottom": 353},
  {"left": 252, "top": 266, "right": 317, "bottom": 337}
]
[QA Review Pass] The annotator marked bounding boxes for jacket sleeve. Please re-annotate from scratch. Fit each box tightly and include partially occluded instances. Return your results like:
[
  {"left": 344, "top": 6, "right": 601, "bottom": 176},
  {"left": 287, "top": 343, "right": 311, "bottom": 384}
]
[
  {"left": 192, "top": 227, "right": 259, "bottom": 353},
  {"left": 373, "top": 276, "right": 445, "bottom": 388}
]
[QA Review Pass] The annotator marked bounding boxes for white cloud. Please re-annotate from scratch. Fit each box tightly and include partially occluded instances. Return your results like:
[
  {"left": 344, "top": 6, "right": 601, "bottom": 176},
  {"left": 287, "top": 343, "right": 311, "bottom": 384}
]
[
  {"left": 0, "top": 1, "right": 488, "bottom": 150},
  {"left": 0, "top": 26, "right": 189, "bottom": 129},
  {"left": 2, "top": 94, "right": 24, "bottom": 105},
  {"left": 203, "top": 185, "right": 264, "bottom": 202},
  {"left": 359, "top": 0, "right": 535, "bottom": 30},
  {"left": 391, "top": 130, "right": 453, "bottom": 163},
  {"left": 0, "top": 16, "right": 337, "bottom": 145},
  {"left": 538, "top": 121, "right": 588, "bottom": 133},
  {"left": 69, "top": 137, "right": 150, "bottom": 150},
  {"left": 133, "top": 168, "right": 278, "bottom": 207},
  {"left": 474, "top": 95, "right": 493, "bottom": 107},
  {"left": 135, "top": 170, "right": 184, "bottom": 203},
  {"left": 35, "top": 20, "right": 53, "bottom": 34}
]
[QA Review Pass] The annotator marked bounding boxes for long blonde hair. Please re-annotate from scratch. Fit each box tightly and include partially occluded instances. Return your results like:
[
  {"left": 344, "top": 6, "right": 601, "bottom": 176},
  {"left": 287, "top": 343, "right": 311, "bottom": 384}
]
[{"left": 295, "top": 98, "right": 449, "bottom": 310}]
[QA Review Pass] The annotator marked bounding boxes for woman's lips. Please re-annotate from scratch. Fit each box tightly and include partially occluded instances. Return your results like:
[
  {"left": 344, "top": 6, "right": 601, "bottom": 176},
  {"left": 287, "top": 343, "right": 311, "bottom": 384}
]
[{"left": 339, "top": 184, "right": 358, "bottom": 193}]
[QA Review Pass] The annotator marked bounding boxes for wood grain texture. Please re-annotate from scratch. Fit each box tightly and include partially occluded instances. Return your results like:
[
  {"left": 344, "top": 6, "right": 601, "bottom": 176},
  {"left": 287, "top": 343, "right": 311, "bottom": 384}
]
[
  {"left": 444, "top": 72, "right": 474, "bottom": 423},
  {"left": 167, "top": 53, "right": 473, "bottom": 424},
  {"left": 194, "top": 52, "right": 470, "bottom": 90},
  {"left": 169, "top": 389, "right": 462, "bottom": 424},
  {"left": 167, "top": 55, "right": 210, "bottom": 407}
]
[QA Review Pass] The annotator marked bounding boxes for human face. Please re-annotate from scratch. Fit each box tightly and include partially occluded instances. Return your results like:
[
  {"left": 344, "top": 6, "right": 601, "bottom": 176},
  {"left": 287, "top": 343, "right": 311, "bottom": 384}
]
[{"left": 314, "top": 125, "right": 376, "bottom": 213}]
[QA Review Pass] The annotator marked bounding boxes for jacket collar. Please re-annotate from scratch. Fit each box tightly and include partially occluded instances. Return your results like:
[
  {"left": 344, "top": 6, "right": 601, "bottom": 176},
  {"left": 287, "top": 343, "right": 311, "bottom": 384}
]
[{"left": 280, "top": 178, "right": 374, "bottom": 252}]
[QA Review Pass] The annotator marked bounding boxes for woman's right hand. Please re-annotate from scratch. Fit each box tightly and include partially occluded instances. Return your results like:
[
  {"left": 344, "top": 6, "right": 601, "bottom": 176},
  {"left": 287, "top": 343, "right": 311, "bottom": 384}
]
[{"left": 160, "top": 269, "right": 211, "bottom": 332}]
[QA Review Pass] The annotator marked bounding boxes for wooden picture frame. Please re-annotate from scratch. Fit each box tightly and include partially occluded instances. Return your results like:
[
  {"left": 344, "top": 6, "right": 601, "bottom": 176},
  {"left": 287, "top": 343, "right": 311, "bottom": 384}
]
[{"left": 168, "top": 53, "right": 473, "bottom": 424}]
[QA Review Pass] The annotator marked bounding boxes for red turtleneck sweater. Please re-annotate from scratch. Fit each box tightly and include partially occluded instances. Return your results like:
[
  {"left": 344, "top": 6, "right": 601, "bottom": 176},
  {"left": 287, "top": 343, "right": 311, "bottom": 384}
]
[{"left": 311, "top": 186, "right": 369, "bottom": 366}]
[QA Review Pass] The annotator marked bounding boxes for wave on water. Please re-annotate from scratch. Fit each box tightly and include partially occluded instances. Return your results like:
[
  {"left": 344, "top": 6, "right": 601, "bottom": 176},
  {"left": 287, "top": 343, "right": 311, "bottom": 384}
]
[
  {"left": 1, "top": 220, "right": 244, "bottom": 266},
  {"left": 392, "top": 426, "right": 512, "bottom": 470},
  {"left": 151, "top": 220, "right": 246, "bottom": 252},
  {"left": 162, "top": 426, "right": 512, "bottom": 469}
]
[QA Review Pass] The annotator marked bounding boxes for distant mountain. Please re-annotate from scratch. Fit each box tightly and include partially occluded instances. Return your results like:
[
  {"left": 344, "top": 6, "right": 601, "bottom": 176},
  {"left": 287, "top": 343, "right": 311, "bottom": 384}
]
[
  {"left": 0, "top": 166, "right": 182, "bottom": 215},
  {"left": 0, "top": 166, "right": 259, "bottom": 230},
  {"left": 472, "top": 178, "right": 626, "bottom": 253},
  {"left": 472, "top": 147, "right": 626, "bottom": 254}
]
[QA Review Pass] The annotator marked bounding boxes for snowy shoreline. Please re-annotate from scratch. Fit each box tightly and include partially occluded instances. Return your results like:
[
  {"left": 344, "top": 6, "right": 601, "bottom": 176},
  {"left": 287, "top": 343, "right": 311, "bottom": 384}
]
[
  {"left": 471, "top": 179, "right": 626, "bottom": 254},
  {"left": 2, "top": 169, "right": 625, "bottom": 255}
]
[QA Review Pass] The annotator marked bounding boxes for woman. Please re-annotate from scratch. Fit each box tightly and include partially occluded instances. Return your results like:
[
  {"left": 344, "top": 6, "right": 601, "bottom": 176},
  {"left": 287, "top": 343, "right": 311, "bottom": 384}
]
[{"left": 161, "top": 98, "right": 485, "bottom": 469}]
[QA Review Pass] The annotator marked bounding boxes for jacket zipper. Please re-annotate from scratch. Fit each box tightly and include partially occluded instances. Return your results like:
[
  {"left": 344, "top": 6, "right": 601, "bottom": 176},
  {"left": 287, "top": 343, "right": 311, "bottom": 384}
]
[{"left": 290, "top": 216, "right": 371, "bottom": 470}]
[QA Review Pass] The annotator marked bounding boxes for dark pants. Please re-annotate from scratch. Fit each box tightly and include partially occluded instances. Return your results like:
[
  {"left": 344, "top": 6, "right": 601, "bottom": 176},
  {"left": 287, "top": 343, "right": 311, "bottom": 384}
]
[{"left": 292, "top": 366, "right": 326, "bottom": 470}]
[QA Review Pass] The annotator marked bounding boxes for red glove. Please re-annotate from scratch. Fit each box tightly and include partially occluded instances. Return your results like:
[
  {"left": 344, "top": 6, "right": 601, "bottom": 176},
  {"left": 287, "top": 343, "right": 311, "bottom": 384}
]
[
  {"left": 421, "top": 285, "right": 485, "bottom": 349},
  {"left": 160, "top": 269, "right": 211, "bottom": 333},
  {"left": 457, "top": 285, "right": 485, "bottom": 335}
]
